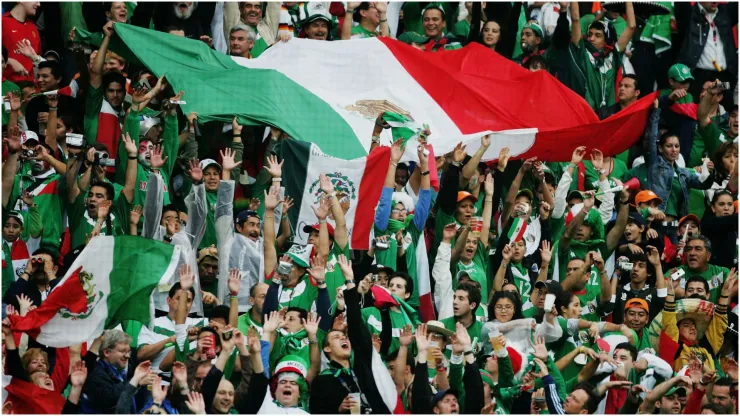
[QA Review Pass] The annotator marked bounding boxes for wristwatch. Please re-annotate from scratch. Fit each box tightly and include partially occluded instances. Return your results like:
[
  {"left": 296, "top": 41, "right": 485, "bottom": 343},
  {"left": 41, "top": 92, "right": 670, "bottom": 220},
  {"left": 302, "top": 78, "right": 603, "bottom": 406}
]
[{"left": 345, "top": 279, "right": 356, "bottom": 285}]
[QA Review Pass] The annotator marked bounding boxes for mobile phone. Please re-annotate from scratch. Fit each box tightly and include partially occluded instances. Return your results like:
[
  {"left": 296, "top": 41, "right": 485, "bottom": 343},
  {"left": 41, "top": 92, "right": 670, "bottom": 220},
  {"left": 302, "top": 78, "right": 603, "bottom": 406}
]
[
  {"left": 222, "top": 329, "right": 233, "bottom": 341},
  {"left": 371, "top": 274, "right": 379, "bottom": 282},
  {"left": 671, "top": 269, "right": 685, "bottom": 281},
  {"left": 544, "top": 294, "right": 556, "bottom": 312}
]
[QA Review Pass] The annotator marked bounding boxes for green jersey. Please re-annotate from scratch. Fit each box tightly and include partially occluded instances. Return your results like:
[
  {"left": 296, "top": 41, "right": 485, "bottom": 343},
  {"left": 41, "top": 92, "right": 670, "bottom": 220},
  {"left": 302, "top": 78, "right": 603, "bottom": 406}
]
[
  {"left": 68, "top": 192, "right": 131, "bottom": 249},
  {"left": 200, "top": 190, "right": 218, "bottom": 249},
  {"left": 565, "top": 39, "right": 624, "bottom": 110},
  {"left": 325, "top": 242, "right": 351, "bottom": 305},
  {"left": 455, "top": 241, "right": 490, "bottom": 301},
  {"left": 361, "top": 307, "right": 410, "bottom": 357},
  {"left": 350, "top": 25, "right": 378, "bottom": 39},
  {"left": 2, "top": 80, "right": 20, "bottom": 127},
  {"left": 574, "top": 267, "right": 606, "bottom": 322},
  {"left": 237, "top": 309, "right": 264, "bottom": 336},
  {"left": 270, "top": 328, "right": 326, "bottom": 374},
  {"left": 440, "top": 316, "right": 484, "bottom": 356},
  {"left": 277, "top": 275, "right": 319, "bottom": 311},
  {"left": 10, "top": 172, "right": 64, "bottom": 249},
  {"left": 690, "top": 116, "right": 738, "bottom": 167}
]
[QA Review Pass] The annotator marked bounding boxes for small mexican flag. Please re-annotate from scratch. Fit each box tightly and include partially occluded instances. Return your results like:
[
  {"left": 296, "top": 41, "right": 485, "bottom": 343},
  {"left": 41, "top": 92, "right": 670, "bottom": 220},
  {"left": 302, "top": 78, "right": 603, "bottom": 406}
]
[
  {"left": 278, "top": 140, "right": 389, "bottom": 250},
  {"left": 507, "top": 217, "right": 528, "bottom": 243},
  {"left": 9, "top": 236, "right": 180, "bottom": 347}
]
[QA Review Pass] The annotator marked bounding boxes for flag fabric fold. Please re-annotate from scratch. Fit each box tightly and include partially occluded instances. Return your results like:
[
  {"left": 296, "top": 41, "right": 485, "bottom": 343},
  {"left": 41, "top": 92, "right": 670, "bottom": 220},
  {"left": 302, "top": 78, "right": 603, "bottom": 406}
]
[
  {"left": 104, "top": 23, "right": 655, "bottom": 163},
  {"left": 9, "top": 236, "right": 180, "bottom": 347}
]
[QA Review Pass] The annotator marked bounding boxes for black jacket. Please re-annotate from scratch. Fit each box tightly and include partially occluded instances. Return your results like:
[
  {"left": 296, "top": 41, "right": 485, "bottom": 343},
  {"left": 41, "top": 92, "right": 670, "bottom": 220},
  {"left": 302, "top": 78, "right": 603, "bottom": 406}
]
[
  {"left": 310, "top": 287, "right": 392, "bottom": 414},
  {"left": 82, "top": 359, "right": 139, "bottom": 414},
  {"left": 676, "top": 2, "right": 738, "bottom": 75},
  {"left": 701, "top": 213, "right": 738, "bottom": 269}
]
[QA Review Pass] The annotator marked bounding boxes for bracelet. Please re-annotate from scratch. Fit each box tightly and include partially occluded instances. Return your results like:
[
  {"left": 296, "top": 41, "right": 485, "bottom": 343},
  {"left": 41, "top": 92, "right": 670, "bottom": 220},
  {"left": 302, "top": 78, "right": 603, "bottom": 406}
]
[
  {"left": 421, "top": 170, "right": 430, "bottom": 176},
  {"left": 319, "top": 219, "right": 327, "bottom": 224},
  {"left": 326, "top": 191, "right": 337, "bottom": 198},
  {"left": 721, "top": 295, "right": 729, "bottom": 298},
  {"left": 128, "top": 156, "right": 137, "bottom": 160},
  {"left": 264, "top": 215, "right": 274, "bottom": 219},
  {"left": 230, "top": 296, "right": 238, "bottom": 300},
  {"left": 48, "top": 107, "right": 57, "bottom": 111},
  {"left": 390, "top": 162, "right": 398, "bottom": 167},
  {"left": 568, "top": 163, "right": 578, "bottom": 170},
  {"left": 451, "top": 161, "right": 461, "bottom": 167},
  {"left": 371, "top": 135, "right": 381, "bottom": 143},
  {"left": 315, "top": 280, "right": 326, "bottom": 286},
  {"left": 464, "top": 350, "right": 474, "bottom": 356},
  {"left": 230, "top": 291, "right": 239, "bottom": 297},
  {"left": 345, "top": 279, "right": 356, "bottom": 285},
  {"left": 380, "top": 18, "right": 387, "bottom": 23},
  {"left": 272, "top": 178, "right": 282, "bottom": 182},
  {"left": 308, "top": 340, "right": 318, "bottom": 344},
  {"left": 346, "top": 8, "right": 354, "bottom": 14}
]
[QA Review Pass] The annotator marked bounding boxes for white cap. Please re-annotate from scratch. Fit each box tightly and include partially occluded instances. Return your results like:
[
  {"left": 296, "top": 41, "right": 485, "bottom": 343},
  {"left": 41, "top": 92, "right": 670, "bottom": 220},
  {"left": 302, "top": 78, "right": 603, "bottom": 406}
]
[
  {"left": 20, "top": 130, "right": 39, "bottom": 145},
  {"left": 199, "top": 158, "right": 222, "bottom": 172}
]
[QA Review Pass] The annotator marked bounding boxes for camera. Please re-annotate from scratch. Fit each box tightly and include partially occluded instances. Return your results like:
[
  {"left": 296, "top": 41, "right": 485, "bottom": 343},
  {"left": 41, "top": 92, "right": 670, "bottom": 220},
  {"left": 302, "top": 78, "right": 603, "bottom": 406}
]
[
  {"left": 277, "top": 261, "right": 293, "bottom": 275},
  {"left": 374, "top": 239, "right": 389, "bottom": 250},
  {"left": 65, "top": 133, "right": 85, "bottom": 147},
  {"left": 716, "top": 81, "right": 731, "bottom": 91},
  {"left": 21, "top": 148, "right": 37, "bottom": 159},
  {"left": 92, "top": 151, "right": 116, "bottom": 167},
  {"left": 222, "top": 329, "right": 233, "bottom": 341},
  {"left": 616, "top": 256, "right": 633, "bottom": 272},
  {"left": 371, "top": 274, "right": 379, "bottom": 282}
]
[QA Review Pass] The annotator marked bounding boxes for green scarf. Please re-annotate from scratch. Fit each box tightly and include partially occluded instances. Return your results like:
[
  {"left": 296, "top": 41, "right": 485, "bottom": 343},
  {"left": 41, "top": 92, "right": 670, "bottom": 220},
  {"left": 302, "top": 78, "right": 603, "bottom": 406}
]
[{"left": 386, "top": 215, "right": 414, "bottom": 233}]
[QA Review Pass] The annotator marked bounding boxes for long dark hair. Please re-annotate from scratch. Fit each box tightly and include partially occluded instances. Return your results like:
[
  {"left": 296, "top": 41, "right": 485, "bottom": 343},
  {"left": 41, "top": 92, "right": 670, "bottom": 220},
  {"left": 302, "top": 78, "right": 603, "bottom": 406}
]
[
  {"left": 712, "top": 141, "right": 738, "bottom": 178},
  {"left": 488, "top": 290, "right": 524, "bottom": 322}
]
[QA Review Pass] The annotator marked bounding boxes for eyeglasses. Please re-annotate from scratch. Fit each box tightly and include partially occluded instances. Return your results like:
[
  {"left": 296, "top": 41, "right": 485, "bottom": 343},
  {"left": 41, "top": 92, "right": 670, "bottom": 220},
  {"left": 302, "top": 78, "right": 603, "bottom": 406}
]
[
  {"left": 391, "top": 209, "right": 408, "bottom": 215},
  {"left": 495, "top": 305, "right": 514, "bottom": 312},
  {"left": 115, "top": 347, "right": 132, "bottom": 355}
]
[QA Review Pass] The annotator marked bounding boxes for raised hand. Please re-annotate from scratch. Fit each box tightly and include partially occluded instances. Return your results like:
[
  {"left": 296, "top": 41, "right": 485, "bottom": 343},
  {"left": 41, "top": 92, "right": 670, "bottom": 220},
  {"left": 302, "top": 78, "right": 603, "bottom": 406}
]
[
  {"left": 590, "top": 251, "right": 604, "bottom": 271},
  {"left": 128, "top": 205, "right": 143, "bottom": 226},
  {"left": 539, "top": 240, "right": 552, "bottom": 264},
  {"left": 227, "top": 268, "right": 241, "bottom": 294},
  {"left": 97, "top": 200, "right": 112, "bottom": 220},
  {"left": 417, "top": 143, "right": 429, "bottom": 167},
  {"left": 570, "top": 146, "right": 587, "bottom": 165},
  {"left": 179, "top": 264, "right": 194, "bottom": 291},
  {"left": 262, "top": 311, "right": 283, "bottom": 334},
  {"left": 319, "top": 174, "right": 335, "bottom": 194},
  {"left": 189, "top": 159, "right": 203, "bottom": 183},
  {"left": 539, "top": 201, "right": 552, "bottom": 220},
  {"left": 281, "top": 196, "right": 294, "bottom": 214},
  {"left": 532, "top": 336, "right": 548, "bottom": 361},
  {"left": 70, "top": 360, "right": 88, "bottom": 388},
  {"left": 151, "top": 376, "right": 168, "bottom": 404},
  {"left": 188, "top": 112, "right": 198, "bottom": 129},
  {"left": 311, "top": 195, "right": 331, "bottom": 221},
  {"left": 122, "top": 133, "right": 137, "bottom": 158},
  {"left": 102, "top": 21, "right": 115, "bottom": 37},
  {"left": 582, "top": 191, "right": 596, "bottom": 210},
  {"left": 590, "top": 148, "right": 604, "bottom": 171},
  {"left": 721, "top": 268, "right": 738, "bottom": 298},
  {"left": 131, "top": 86, "right": 150, "bottom": 106},
  {"left": 264, "top": 155, "right": 283, "bottom": 178},
  {"left": 264, "top": 186, "right": 281, "bottom": 211},
  {"left": 415, "top": 323, "right": 429, "bottom": 352},
  {"left": 45, "top": 93, "right": 59, "bottom": 109},
  {"left": 201, "top": 291, "right": 220, "bottom": 305},
  {"left": 304, "top": 312, "right": 321, "bottom": 336},
  {"left": 199, "top": 35, "right": 213, "bottom": 47},
  {"left": 497, "top": 147, "right": 511, "bottom": 172},
  {"left": 132, "top": 360, "right": 152, "bottom": 385},
  {"left": 501, "top": 244, "right": 512, "bottom": 262},
  {"left": 8, "top": 92, "right": 21, "bottom": 113},
  {"left": 390, "top": 138, "right": 405, "bottom": 163},
  {"left": 184, "top": 392, "right": 206, "bottom": 415},
  {"left": 398, "top": 324, "right": 413, "bottom": 347},
  {"left": 220, "top": 148, "right": 240, "bottom": 171},
  {"left": 308, "top": 255, "right": 327, "bottom": 285},
  {"left": 172, "top": 361, "right": 188, "bottom": 388},
  {"left": 16, "top": 294, "right": 33, "bottom": 316},
  {"left": 248, "top": 198, "right": 261, "bottom": 212},
  {"left": 452, "top": 142, "right": 467, "bottom": 164},
  {"left": 442, "top": 223, "right": 457, "bottom": 243},
  {"left": 15, "top": 39, "right": 38, "bottom": 60},
  {"left": 337, "top": 254, "right": 354, "bottom": 280},
  {"left": 484, "top": 173, "right": 494, "bottom": 196},
  {"left": 520, "top": 157, "right": 537, "bottom": 173},
  {"left": 150, "top": 144, "right": 167, "bottom": 170},
  {"left": 247, "top": 327, "right": 262, "bottom": 353}
]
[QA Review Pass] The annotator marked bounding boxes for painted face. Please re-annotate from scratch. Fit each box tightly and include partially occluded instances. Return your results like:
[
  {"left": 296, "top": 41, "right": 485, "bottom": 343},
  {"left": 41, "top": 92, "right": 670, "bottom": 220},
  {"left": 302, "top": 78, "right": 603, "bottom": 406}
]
[
  {"left": 660, "top": 136, "right": 680, "bottom": 162},
  {"left": 422, "top": 9, "right": 445, "bottom": 39},
  {"left": 494, "top": 298, "right": 515, "bottom": 323},
  {"left": 712, "top": 193, "right": 734, "bottom": 217},
  {"left": 241, "top": 2, "right": 263, "bottom": 26},
  {"left": 305, "top": 19, "right": 329, "bottom": 40},
  {"left": 212, "top": 379, "right": 235, "bottom": 413},
  {"left": 625, "top": 306, "right": 648, "bottom": 331},
  {"left": 3, "top": 216, "right": 22, "bottom": 243},
  {"left": 138, "top": 140, "right": 153, "bottom": 168},
  {"left": 173, "top": 2, "right": 196, "bottom": 19},
  {"left": 482, "top": 21, "right": 501, "bottom": 47},
  {"left": 105, "top": 341, "right": 131, "bottom": 370}
]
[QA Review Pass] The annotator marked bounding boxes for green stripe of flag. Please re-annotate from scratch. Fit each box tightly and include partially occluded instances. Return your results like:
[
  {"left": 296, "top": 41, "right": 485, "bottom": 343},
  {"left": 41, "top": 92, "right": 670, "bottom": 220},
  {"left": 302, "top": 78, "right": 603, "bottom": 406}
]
[{"left": 277, "top": 140, "right": 311, "bottom": 230}]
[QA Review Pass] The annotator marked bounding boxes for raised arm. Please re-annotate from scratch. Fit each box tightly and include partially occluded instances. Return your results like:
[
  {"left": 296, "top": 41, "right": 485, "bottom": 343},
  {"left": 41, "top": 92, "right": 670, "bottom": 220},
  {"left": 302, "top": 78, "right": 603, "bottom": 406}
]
[
  {"left": 263, "top": 187, "right": 281, "bottom": 277},
  {"left": 697, "top": 81, "right": 720, "bottom": 128},
  {"left": 120, "top": 133, "right": 138, "bottom": 204},
  {"left": 615, "top": 2, "right": 636, "bottom": 53},
  {"left": 480, "top": 173, "right": 494, "bottom": 248},
  {"left": 90, "top": 22, "right": 114, "bottom": 89},
  {"left": 2, "top": 128, "right": 21, "bottom": 208},
  {"left": 559, "top": 192, "right": 595, "bottom": 252},
  {"left": 569, "top": 1, "right": 581, "bottom": 45},
  {"left": 501, "top": 157, "right": 535, "bottom": 226},
  {"left": 341, "top": 2, "right": 359, "bottom": 40},
  {"left": 320, "top": 174, "right": 349, "bottom": 249},
  {"left": 461, "top": 135, "right": 491, "bottom": 187},
  {"left": 375, "top": 2, "right": 390, "bottom": 37},
  {"left": 605, "top": 189, "right": 630, "bottom": 253}
]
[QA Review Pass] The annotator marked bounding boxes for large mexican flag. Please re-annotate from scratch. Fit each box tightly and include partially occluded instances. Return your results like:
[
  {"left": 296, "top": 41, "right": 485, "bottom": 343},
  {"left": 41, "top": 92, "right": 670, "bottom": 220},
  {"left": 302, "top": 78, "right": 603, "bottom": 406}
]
[
  {"left": 9, "top": 236, "right": 180, "bottom": 347},
  {"left": 95, "top": 23, "right": 656, "bottom": 162}
]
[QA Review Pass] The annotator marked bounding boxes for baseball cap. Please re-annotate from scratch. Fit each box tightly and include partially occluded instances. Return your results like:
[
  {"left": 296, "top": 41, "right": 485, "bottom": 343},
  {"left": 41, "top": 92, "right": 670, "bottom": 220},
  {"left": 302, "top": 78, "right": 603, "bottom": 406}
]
[
  {"left": 43, "top": 50, "right": 61, "bottom": 61},
  {"left": 668, "top": 64, "right": 694, "bottom": 82},
  {"left": 199, "top": 158, "right": 222, "bottom": 172},
  {"left": 624, "top": 298, "right": 649, "bottom": 314},
  {"left": 678, "top": 214, "right": 700, "bottom": 229},
  {"left": 635, "top": 190, "right": 663, "bottom": 206},
  {"left": 627, "top": 212, "right": 646, "bottom": 227},
  {"left": 303, "top": 223, "right": 335, "bottom": 239},
  {"left": 566, "top": 190, "right": 584, "bottom": 203},
  {"left": 421, "top": 2, "right": 446, "bottom": 17},
  {"left": 197, "top": 246, "right": 219, "bottom": 263},
  {"left": 457, "top": 191, "right": 478, "bottom": 203},
  {"left": 235, "top": 209, "right": 260, "bottom": 226},
  {"left": 430, "top": 389, "right": 458, "bottom": 408},
  {"left": 20, "top": 130, "right": 39, "bottom": 146},
  {"left": 398, "top": 32, "right": 429, "bottom": 45},
  {"left": 535, "top": 280, "right": 564, "bottom": 297},
  {"left": 523, "top": 21, "right": 543, "bottom": 38},
  {"left": 516, "top": 189, "right": 534, "bottom": 202},
  {"left": 303, "top": 2, "right": 332, "bottom": 24},
  {"left": 6, "top": 211, "right": 24, "bottom": 226},
  {"left": 665, "top": 386, "right": 688, "bottom": 397}
]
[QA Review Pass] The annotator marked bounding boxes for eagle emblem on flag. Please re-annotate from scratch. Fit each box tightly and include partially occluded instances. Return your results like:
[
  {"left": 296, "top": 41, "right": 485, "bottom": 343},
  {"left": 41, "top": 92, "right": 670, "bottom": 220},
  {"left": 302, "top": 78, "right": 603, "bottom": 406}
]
[
  {"left": 58, "top": 269, "right": 104, "bottom": 320},
  {"left": 309, "top": 172, "right": 357, "bottom": 217},
  {"left": 342, "top": 100, "right": 414, "bottom": 121}
]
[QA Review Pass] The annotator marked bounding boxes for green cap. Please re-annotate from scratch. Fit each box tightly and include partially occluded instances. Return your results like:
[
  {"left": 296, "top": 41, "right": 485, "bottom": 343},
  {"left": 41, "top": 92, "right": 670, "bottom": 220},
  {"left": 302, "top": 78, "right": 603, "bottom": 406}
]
[
  {"left": 421, "top": 2, "right": 445, "bottom": 17},
  {"left": 523, "top": 21, "right": 544, "bottom": 38},
  {"left": 286, "top": 244, "right": 313, "bottom": 269},
  {"left": 665, "top": 386, "right": 688, "bottom": 397},
  {"left": 668, "top": 64, "right": 694, "bottom": 82},
  {"left": 516, "top": 189, "right": 534, "bottom": 202},
  {"left": 398, "top": 32, "right": 429, "bottom": 45}
]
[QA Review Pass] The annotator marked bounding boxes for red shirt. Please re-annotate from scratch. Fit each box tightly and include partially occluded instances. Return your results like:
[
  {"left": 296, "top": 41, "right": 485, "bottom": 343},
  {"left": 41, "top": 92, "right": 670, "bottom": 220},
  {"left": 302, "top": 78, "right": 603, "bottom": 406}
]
[{"left": 2, "top": 11, "right": 40, "bottom": 83}]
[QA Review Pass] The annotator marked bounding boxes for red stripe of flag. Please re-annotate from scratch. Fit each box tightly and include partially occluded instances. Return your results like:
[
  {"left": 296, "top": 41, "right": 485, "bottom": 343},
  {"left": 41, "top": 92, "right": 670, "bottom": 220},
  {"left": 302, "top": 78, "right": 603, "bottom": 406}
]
[{"left": 352, "top": 146, "right": 390, "bottom": 250}]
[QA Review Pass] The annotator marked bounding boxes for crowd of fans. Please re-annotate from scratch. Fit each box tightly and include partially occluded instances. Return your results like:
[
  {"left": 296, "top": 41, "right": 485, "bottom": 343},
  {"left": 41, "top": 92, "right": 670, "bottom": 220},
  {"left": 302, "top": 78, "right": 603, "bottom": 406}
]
[{"left": 1, "top": 0, "right": 739, "bottom": 414}]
